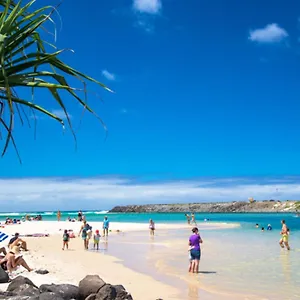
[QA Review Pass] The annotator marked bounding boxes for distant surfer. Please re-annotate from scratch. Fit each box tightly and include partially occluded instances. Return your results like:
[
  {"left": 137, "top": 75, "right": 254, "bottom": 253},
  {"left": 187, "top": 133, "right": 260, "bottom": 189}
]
[
  {"left": 279, "top": 220, "right": 290, "bottom": 250},
  {"left": 185, "top": 214, "right": 191, "bottom": 225}
]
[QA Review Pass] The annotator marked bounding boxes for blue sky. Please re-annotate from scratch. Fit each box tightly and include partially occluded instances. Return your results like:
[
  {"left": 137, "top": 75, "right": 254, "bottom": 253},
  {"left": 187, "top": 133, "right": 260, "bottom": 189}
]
[{"left": 1, "top": 0, "right": 300, "bottom": 210}]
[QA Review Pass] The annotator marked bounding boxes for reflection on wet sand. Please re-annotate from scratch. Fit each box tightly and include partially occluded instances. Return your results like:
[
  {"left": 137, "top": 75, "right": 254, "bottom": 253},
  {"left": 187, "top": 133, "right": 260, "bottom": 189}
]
[{"left": 102, "top": 227, "right": 300, "bottom": 300}]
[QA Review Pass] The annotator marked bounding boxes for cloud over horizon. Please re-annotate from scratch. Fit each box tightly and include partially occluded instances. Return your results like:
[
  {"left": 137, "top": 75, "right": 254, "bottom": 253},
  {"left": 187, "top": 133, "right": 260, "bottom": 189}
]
[
  {"left": 0, "top": 176, "right": 299, "bottom": 211},
  {"left": 249, "top": 23, "right": 288, "bottom": 43}
]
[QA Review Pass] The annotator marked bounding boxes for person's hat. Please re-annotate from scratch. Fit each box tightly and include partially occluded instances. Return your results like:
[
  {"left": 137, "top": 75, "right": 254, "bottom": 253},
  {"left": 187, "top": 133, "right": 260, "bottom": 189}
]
[
  {"left": 10, "top": 246, "right": 20, "bottom": 255},
  {"left": 96, "top": 230, "right": 99, "bottom": 234}
]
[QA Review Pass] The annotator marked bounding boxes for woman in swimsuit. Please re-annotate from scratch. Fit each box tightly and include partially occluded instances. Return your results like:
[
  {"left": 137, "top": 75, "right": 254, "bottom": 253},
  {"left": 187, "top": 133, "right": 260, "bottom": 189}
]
[
  {"left": 149, "top": 219, "right": 155, "bottom": 236},
  {"left": 0, "top": 246, "right": 32, "bottom": 274},
  {"left": 78, "top": 221, "right": 89, "bottom": 250}
]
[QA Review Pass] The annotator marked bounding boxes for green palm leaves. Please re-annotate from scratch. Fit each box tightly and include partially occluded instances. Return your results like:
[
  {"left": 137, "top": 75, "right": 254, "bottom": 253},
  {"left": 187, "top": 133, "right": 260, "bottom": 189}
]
[{"left": 0, "top": 0, "right": 111, "bottom": 161}]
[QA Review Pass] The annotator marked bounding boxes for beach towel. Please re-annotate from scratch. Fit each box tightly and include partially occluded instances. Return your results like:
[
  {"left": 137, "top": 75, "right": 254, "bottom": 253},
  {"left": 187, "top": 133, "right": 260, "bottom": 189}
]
[{"left": 0, "top": 231, "right": 9, "bottom": 243}]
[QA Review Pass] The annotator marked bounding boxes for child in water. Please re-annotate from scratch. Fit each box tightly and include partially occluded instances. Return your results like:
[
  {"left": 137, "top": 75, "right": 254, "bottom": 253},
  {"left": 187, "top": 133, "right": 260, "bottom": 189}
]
[
  {"left": 62, "top": 229, "right": 70, "bottom": 250},
  {"left": 93, "top": 230, "right": 101, "bottom": 250}
]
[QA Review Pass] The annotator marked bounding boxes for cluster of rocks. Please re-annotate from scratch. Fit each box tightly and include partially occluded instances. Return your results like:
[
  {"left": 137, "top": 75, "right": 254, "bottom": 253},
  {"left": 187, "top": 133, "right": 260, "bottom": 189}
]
[
  {"left": 109, "top": 200, "right": 298, "bottom": 213},
  {"left": 0, "top": 275, "right": 133, "bottom": 300}
]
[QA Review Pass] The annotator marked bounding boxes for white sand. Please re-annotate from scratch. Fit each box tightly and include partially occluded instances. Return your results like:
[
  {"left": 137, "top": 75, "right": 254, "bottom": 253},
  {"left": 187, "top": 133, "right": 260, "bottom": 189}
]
[{"left": 0, "top": 221, "right": 239, "bottom": 299}]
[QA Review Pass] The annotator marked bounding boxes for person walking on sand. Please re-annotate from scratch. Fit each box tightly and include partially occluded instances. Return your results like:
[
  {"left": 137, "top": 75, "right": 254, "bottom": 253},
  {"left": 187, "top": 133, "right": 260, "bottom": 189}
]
[
  {"left": 78, "top": 221, "right": 89, "bottom": 250},
  {"left": 103, "top": 216, "right": 110, "bottom": 237},
  {"left": 93, "top": 230, "right": 101, "bottom": 250},
  {"left": 185, "top": 214, "right": 191, "bottom": 225},
  {"left": 191, "top": 213, "right": 197, "bottom": 226},
  {"left": 62, "top": 229, "right": 70, "bottom": 250},
  {"left": 149, "top": 219, "right": 155, "bottom": 236},
  {"left": 57, "top": 210, "right": 61, "bottom": 222},
  {"left": 279, "top": 220, "right": 290, "bottom": 250},
  {"left": 188, "top": 227, "right": 203, "bottom": 273}
]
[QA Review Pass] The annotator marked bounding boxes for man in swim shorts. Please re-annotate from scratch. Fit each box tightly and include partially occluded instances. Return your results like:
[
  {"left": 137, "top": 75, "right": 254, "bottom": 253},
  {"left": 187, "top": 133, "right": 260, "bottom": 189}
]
[
  {"left": 8, "top": 233, "right": 28, "bottom": 251},
  {"left": 279, "top": 220, "right": 290, "bottom": 250},
  {"left": 103, "top": 216, "right": 109, "bottom": 237}
]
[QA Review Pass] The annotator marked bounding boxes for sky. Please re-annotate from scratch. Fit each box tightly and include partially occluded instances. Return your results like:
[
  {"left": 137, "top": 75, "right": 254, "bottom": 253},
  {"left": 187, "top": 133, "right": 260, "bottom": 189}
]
[{"left": 1, "top": 0, "right": 300, "bottom": 210}]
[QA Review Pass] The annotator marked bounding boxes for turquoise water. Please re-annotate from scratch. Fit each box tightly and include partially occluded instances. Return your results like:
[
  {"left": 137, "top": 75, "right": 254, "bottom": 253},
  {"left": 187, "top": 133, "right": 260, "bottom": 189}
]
[{"left": 1, "top": 211, "right": 299, "bottom": 231}]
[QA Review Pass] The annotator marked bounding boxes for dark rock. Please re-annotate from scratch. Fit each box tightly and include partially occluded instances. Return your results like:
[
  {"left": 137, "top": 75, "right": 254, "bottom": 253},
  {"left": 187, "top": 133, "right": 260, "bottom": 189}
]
[
  {"left": 40, "top": 284, "right": 79, "bottom": 300},
  {"left": 3, "top": 296, "right": 35, "bottom": 300},
  {"left": 0, "top": 267, "right": 9, "bottom": 283},
  {"left": 79, "top": 275, "right": 105, "bottom": 300},
  {"left": 0, "top": 291, "right": 16, "bottom": 299},
  {"left": 7, "top": 276, "right": 38, "bottom": 292},
  {"left": 39, "top": 292, "right": 64, "bottom": 300},
  {"left": 96, "top": 284, "right": 116, "bottom": 300},
  {"left": 11, "top": 284, "right": 40, "bottom": 297},
  {"left": 85, "top": 295, "right": 97, "bottom": 300},
  {"left": 114, "top": 285, "right": 133, "bottom": 300},
  {"left": 35, "top": 269, "right": 49, "bottom": 275}
]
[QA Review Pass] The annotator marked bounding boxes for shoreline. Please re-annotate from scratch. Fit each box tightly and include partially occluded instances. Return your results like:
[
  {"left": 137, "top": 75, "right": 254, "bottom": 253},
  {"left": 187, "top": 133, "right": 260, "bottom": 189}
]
[{"left": 0, "top": 221, "right": 241, "bottom": 300}]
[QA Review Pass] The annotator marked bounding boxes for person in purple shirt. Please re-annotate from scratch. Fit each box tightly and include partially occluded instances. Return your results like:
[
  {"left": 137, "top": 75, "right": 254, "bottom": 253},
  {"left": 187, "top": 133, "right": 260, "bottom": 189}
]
[{"left": 188, "top": 227, "right": 203, "bottom": 273}]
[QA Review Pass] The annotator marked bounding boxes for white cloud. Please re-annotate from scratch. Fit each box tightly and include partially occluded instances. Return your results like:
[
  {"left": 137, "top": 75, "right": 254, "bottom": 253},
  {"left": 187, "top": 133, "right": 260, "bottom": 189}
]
[
  {"left": 133, "top": 0, "right": 162, "bottom": 14},
  {"left": 102, "top": 70, "right": 116, "bottom": 81},
  {"left": 249, "top": 23, "right": 288, "bottom": 43},
  {"left": 51, "top": 109, "right": 72, "bottom": 120},
  {"left": 0, "top": 176, "right": 299, "bottom": 211}
]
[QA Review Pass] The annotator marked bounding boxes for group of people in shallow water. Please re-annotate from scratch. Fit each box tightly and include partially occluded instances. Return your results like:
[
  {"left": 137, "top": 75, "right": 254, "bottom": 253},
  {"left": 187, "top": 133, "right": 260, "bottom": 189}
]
[
  {"left": 62, "top": 216, "right": 110, "bottom": 251},
  {"left": 184, "top": 213, "right": 197, "bottom": 225},
  {"left": 255, "top": 220, "right": 290, "bottom": 250}
]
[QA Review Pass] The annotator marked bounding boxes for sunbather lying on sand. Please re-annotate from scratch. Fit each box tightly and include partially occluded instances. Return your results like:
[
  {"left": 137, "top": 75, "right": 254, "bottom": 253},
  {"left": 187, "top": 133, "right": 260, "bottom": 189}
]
[
  {"left": 8, "top": 233, "right": 28, "bottom": 251},
  {"left": 0, "top": 246, "right": 33, "bottom": 273}
]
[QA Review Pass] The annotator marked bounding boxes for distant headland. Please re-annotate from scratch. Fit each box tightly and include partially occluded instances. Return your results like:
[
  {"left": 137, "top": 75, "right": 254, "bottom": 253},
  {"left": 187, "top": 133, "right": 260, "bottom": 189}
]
[{"left": 109, "top": 200, "right": 300, "bottom": 213}]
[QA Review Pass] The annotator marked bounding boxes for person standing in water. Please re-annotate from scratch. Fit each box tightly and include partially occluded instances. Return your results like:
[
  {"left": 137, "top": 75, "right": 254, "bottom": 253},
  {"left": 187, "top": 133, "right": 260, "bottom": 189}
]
[
  {"left": 103, "top": 216, "right": 110, "bottom": 237},
  {"left": 188, "top": 227, "right": 203, "bottom": 273},
  {"left": 57, "top": 210, "right": 61, "bottom": 221},
  {"left": 185, "top": 214, "right": 191, "bottom": 225},
  {"left": 191, "top": 213, "right": 197, "bottom": 226},
  {"left": 279, "top": 220, "right": 290, "bottom": 250},
  {"left": 149, "top": 219, "right": 155, "bottom": 236}
]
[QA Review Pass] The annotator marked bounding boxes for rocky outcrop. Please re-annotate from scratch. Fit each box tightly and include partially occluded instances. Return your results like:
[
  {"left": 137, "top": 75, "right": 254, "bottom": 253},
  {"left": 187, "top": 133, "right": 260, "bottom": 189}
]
[
  {"left": 0, "top": 275, "right": 133, "bottom": 300},
  {"left": 110, "top": 200, "right": 299, "bottom": 213}
]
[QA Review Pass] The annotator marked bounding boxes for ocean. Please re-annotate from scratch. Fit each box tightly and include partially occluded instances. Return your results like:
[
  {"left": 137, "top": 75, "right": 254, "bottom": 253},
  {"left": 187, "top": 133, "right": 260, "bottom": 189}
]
[{"left": 1, "top": 211, "right": 299, "bottom": 232}]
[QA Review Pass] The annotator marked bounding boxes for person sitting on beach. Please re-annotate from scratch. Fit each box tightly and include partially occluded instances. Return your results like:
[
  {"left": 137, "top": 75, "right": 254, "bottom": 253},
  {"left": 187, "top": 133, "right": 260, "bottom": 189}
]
[
  {"left": 62, "top": 230, "right": 70, "bottom": 250},
  {"left": 8, "top": 233, "right": 28, "bottom": 251},
  {"left": 261, "top": 227, "right": 265, "bottom": 232},
  {"left": 78, "top": 221, "right": 89, "bottom": 250},
  {"left": 149, "top": 219, "right": 155, "bottom": 236},
  {"left": 185, "top": 214, "right": 191, "bottom": 225},
  {"left": 267, "top": 224, "right": 272, "bottom": 231},
  {"left": 93, "top": 230, "right": 101, "bottom": 250},
  {"left": 255, "top": 224, "right": 259, "bottom": 228},
  {"left": 188, "top": 227, "right": 203, "bottom": 273},
  {"left": 103, "top": 216, "right": 110, "bottom": 237},
  {"left": 0, "top": 246, "right": 33, "bottom": 274},
  {"left": 279, "top": 220, "right": 290, "bottom": 250}
]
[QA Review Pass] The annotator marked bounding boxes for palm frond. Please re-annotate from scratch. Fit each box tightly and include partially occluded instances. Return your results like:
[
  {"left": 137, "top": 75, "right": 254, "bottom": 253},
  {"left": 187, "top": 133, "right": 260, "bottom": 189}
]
[{"left": 0, "top": 0, "right": 111, "bottom": 162}]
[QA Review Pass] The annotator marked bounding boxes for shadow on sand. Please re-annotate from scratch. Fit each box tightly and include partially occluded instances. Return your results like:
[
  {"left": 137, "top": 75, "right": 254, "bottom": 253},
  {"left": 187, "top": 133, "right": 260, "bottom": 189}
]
[{"left": 198, "top": 271, "right": 217, "bottom": 274}]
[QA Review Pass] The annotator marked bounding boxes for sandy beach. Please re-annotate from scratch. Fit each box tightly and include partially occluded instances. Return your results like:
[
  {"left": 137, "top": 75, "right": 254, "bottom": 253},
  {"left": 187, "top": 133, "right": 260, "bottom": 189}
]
[
  {"left": 1, "top": 219, "right": 299, "bottom": 300},
  {"left": 0, "top": 220, "right": 239, "bottom": 300}
]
